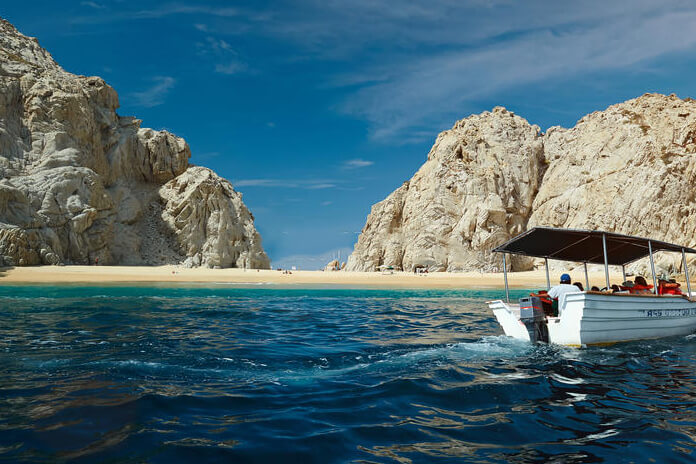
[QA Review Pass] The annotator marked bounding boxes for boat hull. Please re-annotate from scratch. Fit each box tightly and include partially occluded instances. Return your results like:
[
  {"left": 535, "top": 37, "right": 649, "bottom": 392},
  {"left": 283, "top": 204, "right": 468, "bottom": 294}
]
[{"left": 490, "top": 292, "right": 696, "bottom": 346}]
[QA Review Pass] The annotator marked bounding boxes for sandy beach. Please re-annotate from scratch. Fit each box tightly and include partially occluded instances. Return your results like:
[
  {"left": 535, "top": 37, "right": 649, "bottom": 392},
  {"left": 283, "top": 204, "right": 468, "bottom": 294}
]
[{"left": 0, "top": 265, "right": 634, "bottom": 289}]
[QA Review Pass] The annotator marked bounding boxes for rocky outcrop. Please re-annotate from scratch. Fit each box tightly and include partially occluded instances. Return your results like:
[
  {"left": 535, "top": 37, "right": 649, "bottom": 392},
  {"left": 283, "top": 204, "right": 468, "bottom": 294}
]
[
  {"left": 0, "top": 18, "right": 269, "bottom": 268},
  {"left": 347, "top": 107, "right": 544, "bottom": 272},
  {"left": 529, "top": 93, "right": 696, "bottom": 274},
  {"left": 324, "top": 259, "right": 340, "bottom": 271},
  {"left": 348, "top": 93, "right": 696, "bottom": 273},
  {"left": 159, "top": 167, "right": 268, "bottom": 269}
]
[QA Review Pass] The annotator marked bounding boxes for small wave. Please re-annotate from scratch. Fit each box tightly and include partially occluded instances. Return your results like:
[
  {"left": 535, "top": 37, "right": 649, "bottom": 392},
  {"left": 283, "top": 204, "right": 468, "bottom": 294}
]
[
  {"left": 91, "top": 360, "right": 167, "bottom": 370},
  {"left": 34, "top": 358, "right": 73, "bottom": 368}
]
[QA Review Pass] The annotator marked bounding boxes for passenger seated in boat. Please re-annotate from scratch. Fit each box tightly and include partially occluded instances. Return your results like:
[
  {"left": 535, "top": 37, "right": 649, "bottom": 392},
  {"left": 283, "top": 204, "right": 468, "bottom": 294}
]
[
  {"left": 611, "top": 284, "right": 621, "bottom": 293},
  {"left": 547, "top": 273, "right": 580, "bottom": 315},
  {"left": 631, "top": 276, "right": 653, "bottom": 294},
  {"left": 548, "top": 273, "right": 578, "bottom": 299},
  {"left": 573, "top": 282, "right": 584, "bottom": 291},
  {"left": 591, "top": 286, "right": 600, "bottom": 291},
  {"left": 658, "top": 278, "right": 682, "bottom": 295}
]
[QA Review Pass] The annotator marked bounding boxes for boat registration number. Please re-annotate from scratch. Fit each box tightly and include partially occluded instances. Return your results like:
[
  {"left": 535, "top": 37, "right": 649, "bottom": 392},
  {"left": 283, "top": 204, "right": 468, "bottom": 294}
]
[{"left": 642, "top": 308, "right": 696, "bottom": 318}]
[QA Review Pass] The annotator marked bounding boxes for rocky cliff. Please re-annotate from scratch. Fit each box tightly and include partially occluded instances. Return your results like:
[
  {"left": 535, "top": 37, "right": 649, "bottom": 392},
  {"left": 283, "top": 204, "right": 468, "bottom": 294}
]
[
  {"left": 0, "top": 19, "right": 269, "bottom": 268},
  {"left": 347, "top": 93, "right": 696, "bottom": 273}
]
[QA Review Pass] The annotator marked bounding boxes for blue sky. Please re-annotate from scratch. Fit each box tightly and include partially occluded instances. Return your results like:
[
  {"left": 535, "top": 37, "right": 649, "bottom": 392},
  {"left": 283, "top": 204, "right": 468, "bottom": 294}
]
[{"left": 4, "top": 1, "right": 696, "bottom": 268}]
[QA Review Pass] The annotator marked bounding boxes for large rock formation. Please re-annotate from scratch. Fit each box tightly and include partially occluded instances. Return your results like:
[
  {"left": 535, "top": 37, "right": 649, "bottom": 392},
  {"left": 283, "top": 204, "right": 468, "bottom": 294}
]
[
  {"left": 348, "top": 93, "right": 696, "bottom": 273},
  {"left": 348, "top": 107, "right": 544, "bottom": 272},
  {"left": 529, "top": 93, "right": 696, "bottom": 274},
  {"left": 0, "top": 19, "right": 269, "bottom": 268}
]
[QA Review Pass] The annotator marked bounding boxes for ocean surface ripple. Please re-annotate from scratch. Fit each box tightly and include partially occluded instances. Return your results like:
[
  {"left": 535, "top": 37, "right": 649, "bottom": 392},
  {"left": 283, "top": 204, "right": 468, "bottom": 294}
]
[{"left": 1, "top": 285, "right": 695, "bottom": 463}]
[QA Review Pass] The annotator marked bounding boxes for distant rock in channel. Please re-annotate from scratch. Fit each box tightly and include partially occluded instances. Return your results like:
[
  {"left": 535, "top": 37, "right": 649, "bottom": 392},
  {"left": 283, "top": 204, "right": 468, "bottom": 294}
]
[
  {"left": 0, "top": 18, "right": 269, "bottom": 268},
  {"left": 324, "top": 259, "right": 340, "bottom": 271},
  {"left": 347, "top": 93, "right": 696, "bottom": 274}
]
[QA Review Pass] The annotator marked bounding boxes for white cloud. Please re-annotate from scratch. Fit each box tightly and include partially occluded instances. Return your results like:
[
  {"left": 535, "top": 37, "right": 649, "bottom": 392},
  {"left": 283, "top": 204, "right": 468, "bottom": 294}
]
[
  {"left": 128, "top": 76, "right": 176, "bottom": 108},
  {"left": 215, "top": 61, "right": 247, "bottom": 74},
  {"left": 70, "top": 4, "right": 241, "bottom": 25},
  {"left": 197, "top": 36, "right": 247, "bottom": 75},
  {"left": 131, "top": 5, "right": 239, "bottom": 20},
  {"left": 196, "top": 36, "right": 233, "bottom": 55},
  {"left": 336, "top": 6, "right": 696, "bottom": 139},
  {"left": 306, "top": 183, "right": 336, "bottom": 190},
  {"left": 80, "top": 1, "right": 104, "bottom": 9},
  {"left": 342, "top": 158, "right": 373, "bottom": 169},
  {"left": 66, "top": 1, "right": 696, "bottom": 140},
  {"left": 233, "top": 0, "right": 696, "bottom": 140}
]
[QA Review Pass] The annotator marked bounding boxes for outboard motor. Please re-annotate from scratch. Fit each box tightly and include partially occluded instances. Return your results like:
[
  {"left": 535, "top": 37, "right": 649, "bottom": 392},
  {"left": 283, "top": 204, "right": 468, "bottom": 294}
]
[{"left": 519, "top": 296, "right": 549, "bottom": 343}]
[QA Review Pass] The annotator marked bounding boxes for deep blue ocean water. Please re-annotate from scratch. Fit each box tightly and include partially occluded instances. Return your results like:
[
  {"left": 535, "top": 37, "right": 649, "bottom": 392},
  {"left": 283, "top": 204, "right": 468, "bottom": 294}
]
[{"left": 1, "top": 284, "right": 695, "bottom": 463}]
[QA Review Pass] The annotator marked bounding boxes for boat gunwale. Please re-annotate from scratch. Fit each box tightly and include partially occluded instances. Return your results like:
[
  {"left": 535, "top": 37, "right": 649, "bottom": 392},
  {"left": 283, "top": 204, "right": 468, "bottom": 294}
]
[
  {"left": 584, "top": 290, "right": 695, "bottom": 302},
  {"left": 489, "top": 292, "right": 695, "bottom": 304}
]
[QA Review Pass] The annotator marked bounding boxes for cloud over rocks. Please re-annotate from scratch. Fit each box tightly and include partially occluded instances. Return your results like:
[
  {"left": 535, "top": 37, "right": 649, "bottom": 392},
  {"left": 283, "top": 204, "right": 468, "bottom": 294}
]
[{"left": 128, "top": 76, "right": 176, "bottom": 108}]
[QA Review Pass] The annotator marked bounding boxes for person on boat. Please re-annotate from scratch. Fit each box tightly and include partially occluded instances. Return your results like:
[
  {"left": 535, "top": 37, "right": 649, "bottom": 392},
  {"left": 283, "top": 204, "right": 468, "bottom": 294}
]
[
  {"left": 548, "top": 274, "right": 579, "bottom": 299},
  {"left": 591, "top": 286, "right": 600, "bottom": 291},
  {"left": 546, "top": 274, "right": 581, "bottom": 316},
  {"left": 658, "top": 278, "right": 682, "bottom": 295},
  {"left": 573, "top": 282, "right": 584, "bottom": 291},
  {"left": 632, "top": 276, "right": 653, "bottom": 294}
]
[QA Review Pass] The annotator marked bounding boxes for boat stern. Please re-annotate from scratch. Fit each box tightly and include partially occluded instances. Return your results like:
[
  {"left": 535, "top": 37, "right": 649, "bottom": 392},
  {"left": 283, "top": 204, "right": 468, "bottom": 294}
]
[{"left": 488, "top": 300, "right": 530, "bottom": 341}]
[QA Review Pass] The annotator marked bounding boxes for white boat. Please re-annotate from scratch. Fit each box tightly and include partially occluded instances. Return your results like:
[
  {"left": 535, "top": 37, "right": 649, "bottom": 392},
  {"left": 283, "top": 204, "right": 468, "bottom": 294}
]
[{"left": 488, "top": 227, "right": 696, "bottom": 346}]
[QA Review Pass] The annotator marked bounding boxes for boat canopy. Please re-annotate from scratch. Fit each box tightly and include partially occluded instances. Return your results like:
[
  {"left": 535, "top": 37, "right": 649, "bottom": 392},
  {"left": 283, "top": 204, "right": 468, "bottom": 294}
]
[{"left": 493, "top": 227, "right": 696, "bottom": 265}]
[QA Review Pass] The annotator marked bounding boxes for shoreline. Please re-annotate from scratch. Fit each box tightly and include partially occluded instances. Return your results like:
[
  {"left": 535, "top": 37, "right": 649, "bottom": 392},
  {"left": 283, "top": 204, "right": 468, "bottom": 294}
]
[{"left": 0, "top": 266, "right": 629, "bottom": 289}]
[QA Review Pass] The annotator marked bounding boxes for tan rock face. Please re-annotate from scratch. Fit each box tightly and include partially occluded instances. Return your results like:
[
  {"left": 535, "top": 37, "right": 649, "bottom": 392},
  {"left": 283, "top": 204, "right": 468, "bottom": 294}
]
[
  {"left": 324, "top": 259, "right": 340, "bottom": 271},
  {"left": 529, "top": 93, "right": 696, "bottom": 274},
  {"left": 348, "top": 93, "right": 696, "bottom": 274},
  {"left": 159, "top": 167, "right": 269, "bottom": 269},
  {"left": 347, "top": 107, "right": 544, "bottom": 272},
  {"left": 0, "top": 18, "right": 269, "bottom": 268}
]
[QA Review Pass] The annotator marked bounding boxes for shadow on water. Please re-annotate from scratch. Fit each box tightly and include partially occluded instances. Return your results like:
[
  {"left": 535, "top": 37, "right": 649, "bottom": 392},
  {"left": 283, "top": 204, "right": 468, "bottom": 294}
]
[{"left": 0, "top": 286, "right": 694, "bottom": 463}]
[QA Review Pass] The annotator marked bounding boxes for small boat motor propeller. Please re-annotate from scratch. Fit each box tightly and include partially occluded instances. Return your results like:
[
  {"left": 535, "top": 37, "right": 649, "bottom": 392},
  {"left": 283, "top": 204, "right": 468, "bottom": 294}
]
[{"left": 519, "top": 296, "right": 549, "bottom": 343}]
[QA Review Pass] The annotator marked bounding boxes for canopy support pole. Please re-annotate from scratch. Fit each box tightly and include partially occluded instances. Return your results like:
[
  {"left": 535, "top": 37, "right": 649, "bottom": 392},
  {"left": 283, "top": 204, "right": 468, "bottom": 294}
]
[
  {"left": 602, "top": 233, "right": 610, "bottom": 290},
  {"left": 502, "top": 253, "right": 510, "bottom": 303},
  {"left": 648, "top": 240, "right": 658, "bottom": 295},
  {"left": 545, "top": 258, "right": 550, "bottom": 290},
  {"left": 622, "top": 265, "right": 627, "bottom": 284},
  {"left": 683, "top": 248, "right": 692, "bottom": 297},
  {"left": 584, "top": 262, "right": 589, "bottom": 290}
]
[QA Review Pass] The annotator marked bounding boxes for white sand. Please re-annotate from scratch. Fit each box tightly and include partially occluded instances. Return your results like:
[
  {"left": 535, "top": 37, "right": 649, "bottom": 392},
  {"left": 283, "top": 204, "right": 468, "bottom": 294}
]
[{"left": 0, "top": 265, "right": 631, "bottom": 289}]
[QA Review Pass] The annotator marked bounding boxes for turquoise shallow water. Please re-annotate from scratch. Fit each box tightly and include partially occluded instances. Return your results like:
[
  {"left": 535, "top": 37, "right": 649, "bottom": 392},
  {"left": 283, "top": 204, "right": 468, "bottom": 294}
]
[{"left": 1, "top": 285, "right": 696, "bottom": 463}]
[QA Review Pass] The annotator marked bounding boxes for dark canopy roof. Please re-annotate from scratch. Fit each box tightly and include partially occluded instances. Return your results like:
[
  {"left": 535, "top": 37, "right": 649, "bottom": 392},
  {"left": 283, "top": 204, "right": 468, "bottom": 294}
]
[{"left": 493, "top": 227, "right": 696, "bottom": 266}]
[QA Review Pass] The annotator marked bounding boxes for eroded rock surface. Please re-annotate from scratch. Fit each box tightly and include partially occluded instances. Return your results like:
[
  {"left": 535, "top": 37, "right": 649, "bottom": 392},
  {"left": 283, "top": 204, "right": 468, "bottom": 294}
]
[
  {"left": 348, "top": 93, "right": 696, "bottom": 274},
  {"left": 0, "top": 18, "right": 269, "bottom": 268},
  {"left": 159, "top": 167, "right": 268, "bottom": 269},
  {"left": 347, "top": 107, "right": 544, "bottom": 272},
  {"left": 529, "top": 93, "right": 696, "bottom": 274}
]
